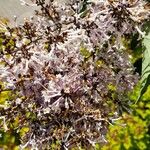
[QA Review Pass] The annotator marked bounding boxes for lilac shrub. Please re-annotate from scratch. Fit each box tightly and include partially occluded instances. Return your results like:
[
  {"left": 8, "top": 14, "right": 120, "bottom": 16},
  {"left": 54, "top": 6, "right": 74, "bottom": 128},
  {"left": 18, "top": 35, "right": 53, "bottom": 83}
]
[{"left": 0, "top": 0, "right": 149, "bottom": 149}]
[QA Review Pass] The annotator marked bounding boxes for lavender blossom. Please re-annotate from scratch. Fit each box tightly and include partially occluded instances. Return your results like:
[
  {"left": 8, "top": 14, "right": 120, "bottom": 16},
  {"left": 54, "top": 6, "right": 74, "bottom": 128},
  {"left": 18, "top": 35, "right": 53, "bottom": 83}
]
[{"left": 0, "top": 0, "right": 149, "bottom": 149}]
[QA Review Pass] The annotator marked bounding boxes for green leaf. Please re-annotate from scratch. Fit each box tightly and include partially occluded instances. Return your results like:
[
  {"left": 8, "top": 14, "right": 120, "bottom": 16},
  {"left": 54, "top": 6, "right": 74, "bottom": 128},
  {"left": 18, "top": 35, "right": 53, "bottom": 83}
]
[
  {"left": 136, "top": 27, "right": 150, "bottom": 103},
  {"left": 80, "top": 45, "right": 91, "bottom": 59}
]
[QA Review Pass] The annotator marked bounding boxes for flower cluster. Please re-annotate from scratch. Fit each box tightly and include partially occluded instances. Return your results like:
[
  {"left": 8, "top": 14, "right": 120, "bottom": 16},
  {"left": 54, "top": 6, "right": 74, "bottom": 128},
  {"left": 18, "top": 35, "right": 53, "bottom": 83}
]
[{"left": 0, "top": 0, "right": 149, "bottom": 149}]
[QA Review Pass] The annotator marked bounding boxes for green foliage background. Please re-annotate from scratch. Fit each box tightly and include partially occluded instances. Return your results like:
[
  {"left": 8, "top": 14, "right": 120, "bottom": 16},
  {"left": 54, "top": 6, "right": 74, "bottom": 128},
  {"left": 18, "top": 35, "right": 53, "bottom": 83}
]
[{"left": 101, "top": 22, "right": 150, "bottom": 150}]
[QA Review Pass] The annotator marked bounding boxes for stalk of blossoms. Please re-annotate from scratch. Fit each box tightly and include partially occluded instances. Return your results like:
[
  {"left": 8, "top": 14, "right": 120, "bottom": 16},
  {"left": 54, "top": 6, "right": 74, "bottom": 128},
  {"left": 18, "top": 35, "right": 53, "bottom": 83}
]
[{"left": 0, "top": 0, "right": 149, "bottom": 149}]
